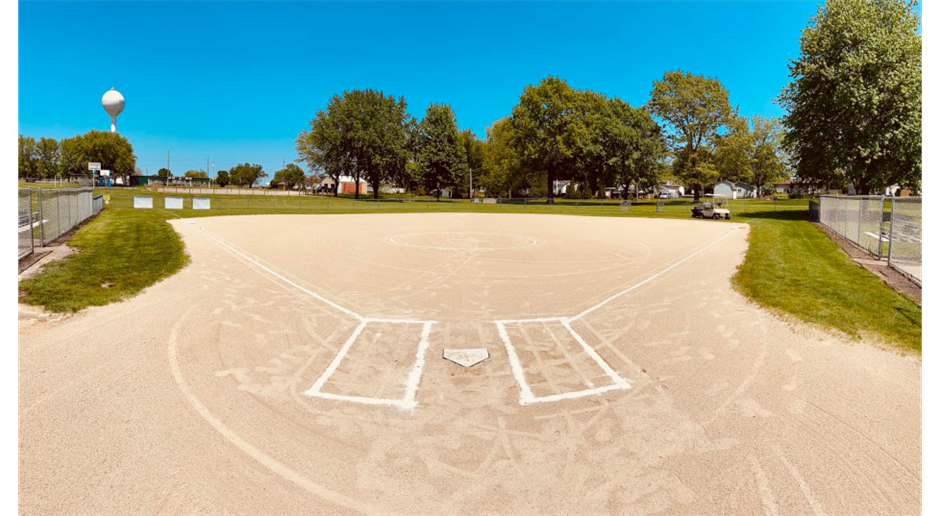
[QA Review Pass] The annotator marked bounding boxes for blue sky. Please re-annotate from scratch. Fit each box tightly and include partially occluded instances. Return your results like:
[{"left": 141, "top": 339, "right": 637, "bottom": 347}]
[{"left": 18, "top": 1, "right": 878, "bottom": 179}]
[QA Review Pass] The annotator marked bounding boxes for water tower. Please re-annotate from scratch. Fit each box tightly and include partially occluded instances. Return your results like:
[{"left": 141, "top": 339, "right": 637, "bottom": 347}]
[{"left": 101, "top": 87, "right": 125, "bottom": 133}]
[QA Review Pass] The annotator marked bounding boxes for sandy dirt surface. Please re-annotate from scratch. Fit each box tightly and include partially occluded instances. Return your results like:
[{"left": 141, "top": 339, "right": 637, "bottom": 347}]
[{"left": 19, "top": 213, "right": 921, "bottom": 515}]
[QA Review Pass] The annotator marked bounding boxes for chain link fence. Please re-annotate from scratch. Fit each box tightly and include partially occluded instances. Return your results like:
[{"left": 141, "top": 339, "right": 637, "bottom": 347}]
[
  {"left": 17, "top": 187, "right": 102, "bottom": 261},
  {"left": 887, "top": 197, "right": 922, "bottom": 285},
  {"left": 18, "top": 189, "right": 34, "bottom": 259},
  {"left": 819, "top": 195, "right": 921, "bottom": 285}
]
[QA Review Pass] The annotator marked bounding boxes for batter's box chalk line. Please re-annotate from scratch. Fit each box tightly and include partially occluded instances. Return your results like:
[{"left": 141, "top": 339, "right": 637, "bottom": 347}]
[
  {"left": 195, "top": 224, "right": 740, "bottom": 409},
  {"left": 495, "top": 318, "right": 631, "bottom": 405},
  {"left": 303, "top": 319, "right": 436, "bottom": 411}
]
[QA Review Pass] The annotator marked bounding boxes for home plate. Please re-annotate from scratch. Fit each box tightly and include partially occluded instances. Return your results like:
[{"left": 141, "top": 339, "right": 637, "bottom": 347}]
[{"left": 443, "top": 348, "right": 489, "bottom": 368}]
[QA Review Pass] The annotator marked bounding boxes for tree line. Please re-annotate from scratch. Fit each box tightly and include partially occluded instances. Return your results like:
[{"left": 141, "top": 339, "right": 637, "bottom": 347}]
[
  {"left": 295, "top": 0, "right": 919, "bottom": 199},
  {"left": 18, "top": 131, "right": 137, "bottom": 181},
  {"left": 296, "top": 74, "right": 791, "bottom": 201},
  {"left": 20, "top": 1, "right": 920, "bottom": 198}
]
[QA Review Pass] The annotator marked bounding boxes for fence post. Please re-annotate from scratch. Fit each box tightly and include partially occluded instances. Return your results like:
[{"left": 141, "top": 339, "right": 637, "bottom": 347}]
[
  {"left": 28, "top": 189, "right": 34, "bottom": 254},
  {"left": 37, "top": 188, "right": 44, "bottom": 245},
  {"left": 56, "top": 189, "right": 61, "bottom": 240},
  {"left": 857, "top": 197, "right": 863, "bottom": 244},
  {"left": 887, "top": 196, "right": 896, "bottom": 269},
  {"left": 879, "top": 195, "right": 885, "bottom": 259}
]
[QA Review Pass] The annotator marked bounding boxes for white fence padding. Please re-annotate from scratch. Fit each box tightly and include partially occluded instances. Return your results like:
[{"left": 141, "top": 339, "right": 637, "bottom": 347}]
[
  {"left": 133, "top": 196, "right": 154, "bottom": 209},
  {"left": 164, "top": 197, "right": 184, "bottom": 209},
  {"left": 193, "top": 197, "right": 211, "bottom": 210}
]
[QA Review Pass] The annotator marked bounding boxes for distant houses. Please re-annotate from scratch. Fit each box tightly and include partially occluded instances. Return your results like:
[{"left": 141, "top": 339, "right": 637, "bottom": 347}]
[{"left": 714, "top": 181, "right": 757, "bottom": 199}]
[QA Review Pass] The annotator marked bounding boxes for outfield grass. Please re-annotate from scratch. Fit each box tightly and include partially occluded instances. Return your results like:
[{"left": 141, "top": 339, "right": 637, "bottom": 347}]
[
  {"left": 19, "top": 209, "right": 189, "bottom": 312},
  {"left": 18, "top": 191, "right": 920, "bottom": 351},
  {"left": 731, "top": 210, "right": 921, "bottom": 351}
]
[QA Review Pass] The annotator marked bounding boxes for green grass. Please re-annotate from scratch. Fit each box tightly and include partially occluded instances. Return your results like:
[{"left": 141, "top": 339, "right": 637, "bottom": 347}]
[
  {"left": 731, "top": 210, "right": 921, "bottom": 351},
  {"left": 18, "top": 191, "right": 920, "bottom": 351},
  {"left": 19, "top": 209, "right": 189, "bottom": 312}
]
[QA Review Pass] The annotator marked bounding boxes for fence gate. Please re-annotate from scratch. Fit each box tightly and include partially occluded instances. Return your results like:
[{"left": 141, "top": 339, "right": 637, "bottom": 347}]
[{"left": 18, "top": 188, "right": 34, "bottom": 259}]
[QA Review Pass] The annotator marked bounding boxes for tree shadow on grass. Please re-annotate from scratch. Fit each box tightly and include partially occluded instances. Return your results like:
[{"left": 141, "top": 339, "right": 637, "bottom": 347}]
[
  {"left": 735, "top": 210, "right": 810, "bottom": 222},
  {"left": 894, "top": 306, "right": 922, "bottom": 329}
]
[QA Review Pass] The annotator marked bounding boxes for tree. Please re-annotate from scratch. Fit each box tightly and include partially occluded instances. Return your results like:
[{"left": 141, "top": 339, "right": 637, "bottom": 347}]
[
  {"left": 296, "top": 89, "right": 410, "bottom": 199},
  {"left": 572, "top": 92, "right": 666, "bottom": 199},
  {"left": 778, "top": 0, "right": 921, "bottom": 194},
  {"left": 157, "top": 168, "right": 172, "bottom": 177},
  {"left": 716, "top": 115, "right": 789, "bottom": 196},
  {"left": 18, "top": 135, "right": 37, "bottom": 179},
  {"left": 58, "top": 130, "right": 137, "bottom": 181},
  {"left": 80, "top": 130, "right": 137, "bottom": 180},
  {"left": 458, "top": 129, "right": 485, "bottom": 198},
  {"left": 509, "top": 76, "right": 584, "bottom": 200},
  {"left": 58, "top": 136, "right": 85, "bottom": 178},
  {"left": 479, "top": 118, "right": 523, "bottom": 197},
  {"left": 228, "top": 163, "right": 266, "bottom": 188},
  {"left": 184, "top": 170, "right": 208, "bottom": 178},
  {"left": 415, "top": 104, "right": 467, "bottom": 200},
  {"left": 648, "top": 70, "right": 735, "bottom": 200},
  {"left": 297, "top": 94, "right": 349, "bottom": 198},
  {"left": 215, "top": 170, "right": 230, "bottom": 187},
  {"left": 34, "top": 137, "right": 60, "bottom": 179},
  {"left": 272, "top": 163, "right": 305, "bottom": 190}
]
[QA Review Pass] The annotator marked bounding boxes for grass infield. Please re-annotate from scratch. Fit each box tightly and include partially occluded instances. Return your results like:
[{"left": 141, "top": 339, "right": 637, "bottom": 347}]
[{"left": 18, "top": 191, "right": 920, "bottom": 350}]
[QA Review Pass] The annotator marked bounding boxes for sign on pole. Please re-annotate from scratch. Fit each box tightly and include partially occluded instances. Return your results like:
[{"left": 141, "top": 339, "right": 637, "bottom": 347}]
[
  {"left": 88, "top": 162, "right": 102, "bottom": 171},
  {"left": 100, "top": 170, "right": 111, "bottom": 176}
]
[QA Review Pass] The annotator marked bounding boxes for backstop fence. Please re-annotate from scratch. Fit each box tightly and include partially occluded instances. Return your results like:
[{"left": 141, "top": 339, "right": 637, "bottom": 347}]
[
  {"left": 818, "top": 195, "right": 922, "bottom": 285},
  {"left": 17, "top": 187, "right": 102, "bottom": 262}
]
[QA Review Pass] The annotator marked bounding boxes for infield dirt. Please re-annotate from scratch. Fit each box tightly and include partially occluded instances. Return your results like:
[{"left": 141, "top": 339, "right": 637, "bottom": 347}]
[{"left": 19, "top": 213, "right": 921, "bottom": 515}]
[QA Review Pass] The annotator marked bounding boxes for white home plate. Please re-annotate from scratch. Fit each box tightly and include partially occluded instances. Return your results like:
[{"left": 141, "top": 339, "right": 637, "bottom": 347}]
[{"left": 443, "top": 348, "right": 489, "bottom": 368}]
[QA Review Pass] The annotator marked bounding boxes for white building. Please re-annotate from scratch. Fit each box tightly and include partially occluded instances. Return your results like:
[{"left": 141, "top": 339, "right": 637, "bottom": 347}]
[{"left": 714, "top": 181, "right": 757, "bottom": 199}]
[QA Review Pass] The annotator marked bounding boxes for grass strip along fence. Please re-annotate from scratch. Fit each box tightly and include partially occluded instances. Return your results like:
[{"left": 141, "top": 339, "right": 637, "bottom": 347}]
[{"left": 18, "top": 191, "right": 919, "bottom": 351}]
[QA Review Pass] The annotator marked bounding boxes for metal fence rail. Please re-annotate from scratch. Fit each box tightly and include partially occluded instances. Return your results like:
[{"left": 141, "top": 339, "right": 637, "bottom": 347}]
[{"left": 18, "top": 189, "right": 34, "bottom": 259}]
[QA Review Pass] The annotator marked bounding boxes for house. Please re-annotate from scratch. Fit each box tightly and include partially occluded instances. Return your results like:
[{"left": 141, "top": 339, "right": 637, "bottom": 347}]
[
  {"left": 654, "top": 183, "right": 685, "bottom": 198},
  {"left": 714, "top": 181, "right": 757, "bottom": 199},
  {"left": 337, "top": 175, "right": 368, "bottom": 195},
  {"left": 553, "top": 180, "right": 573, "bottom": 196}
]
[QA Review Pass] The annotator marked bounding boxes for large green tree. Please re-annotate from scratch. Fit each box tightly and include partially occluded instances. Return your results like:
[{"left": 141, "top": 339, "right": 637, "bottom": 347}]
[
  {"left": 576, "top": 93, "right": 666, "bottom": 198},
  {"left": 35, "top": 137, "right": 60, "bottom": 179},
  {"left": 228, "top": 162, "right": 266, "bottom": 188},
  {"left": 778, "top": 0, "right": 921, "bottom": 194},
  {"left": 716, "top": 115, "right": 789, "bottom": 196},
  {"left": 479, "top": 118, "right": 524, "bottom": 197},
  {"left": 296, "top": 89, "right": 410, "bottom": 199},
  {"left": 458, "top": 129, "right": 485, "bottom": 198},
  {"left": 18, "top": 135, "right": 37, "bottom": 179},
  {"left": 184, "top": 170, "right": 208, "bottom": 178},
  {"left": 156, "top": 168, "right": 172, "bottom": 177},
  {"left": 272, "top": 163, "right": 305, "bottom": 190},
  {"left": 215, "top": 170, "right": 230, "bottom": 187},
  {"left": 509, "top": 76, "right": 584, "bottom": 200},
  {"left": 648, "top": 70, "right": 735, "bottom": 200},
  {"left": 60, "top": 130, "right": 137, "bottom": 181},
  {"left": 416, "top": 104, "right": 467, "bottom": 200}
]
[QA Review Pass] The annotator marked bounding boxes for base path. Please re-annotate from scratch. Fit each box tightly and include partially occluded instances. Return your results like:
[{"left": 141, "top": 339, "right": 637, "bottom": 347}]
[{"left": 19, "top": 213, "right": 921, "bottom": 515}]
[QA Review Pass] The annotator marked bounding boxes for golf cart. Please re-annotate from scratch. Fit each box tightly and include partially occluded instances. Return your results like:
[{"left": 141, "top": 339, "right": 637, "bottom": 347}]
[{"left": 691, "top": 202, "right": 731, "bottom": 220}]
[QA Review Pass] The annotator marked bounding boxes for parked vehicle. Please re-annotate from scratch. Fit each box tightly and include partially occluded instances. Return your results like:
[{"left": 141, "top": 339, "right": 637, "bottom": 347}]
[{"left": 691, "top": 202, "right": 731, "bottom": 220}]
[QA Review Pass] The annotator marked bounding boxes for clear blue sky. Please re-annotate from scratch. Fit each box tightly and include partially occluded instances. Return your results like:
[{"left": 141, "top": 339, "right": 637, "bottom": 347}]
[{"left": 19, "top": 1, "right": 854, "bottom": 179}]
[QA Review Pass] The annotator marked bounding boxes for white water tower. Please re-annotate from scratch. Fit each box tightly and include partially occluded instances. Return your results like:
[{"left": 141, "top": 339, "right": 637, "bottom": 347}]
[{"left": 102, "top": 87, "right": 125, "bottom": 133}]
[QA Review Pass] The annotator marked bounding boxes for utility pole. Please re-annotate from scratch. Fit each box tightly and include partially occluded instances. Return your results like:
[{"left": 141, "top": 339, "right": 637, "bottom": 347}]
[
  {"left": 469, "top": 167, "right": 473, "bottom": 200},
  {"left": 167, "top": 151, "right": 170, "bottom": 175}
]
